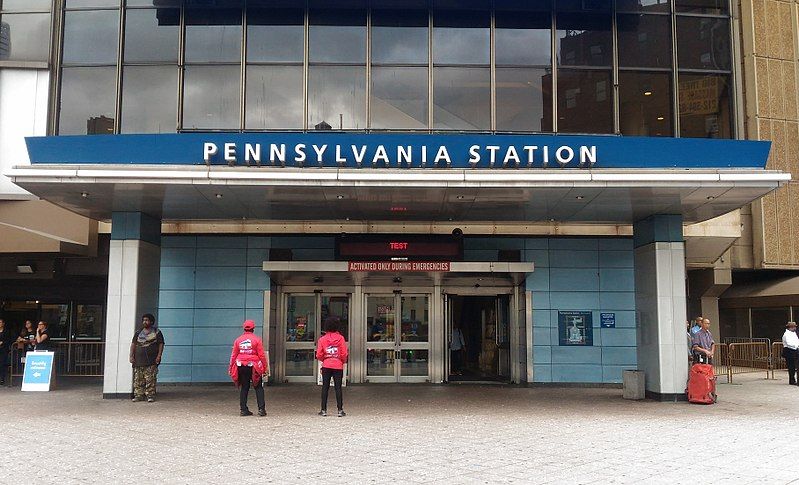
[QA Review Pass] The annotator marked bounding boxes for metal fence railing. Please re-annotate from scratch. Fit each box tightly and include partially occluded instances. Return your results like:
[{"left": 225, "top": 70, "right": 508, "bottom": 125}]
[
  {"left": 7, "top": 342, "right": 105, "bottom": 382},
  {"left": 772, "top": 342, "right": 786, "bottom": 379},
  {"left": 713, "top": 343, "right": 729, "bottom": 383},
  {"left": 727, "top": 342, "right": 771, "bottom": 383}
]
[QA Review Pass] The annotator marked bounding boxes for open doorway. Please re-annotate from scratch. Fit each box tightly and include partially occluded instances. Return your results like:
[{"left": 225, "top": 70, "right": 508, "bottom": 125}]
[{"left": 448, "top": 295, "right": 510, "bottom": 382}]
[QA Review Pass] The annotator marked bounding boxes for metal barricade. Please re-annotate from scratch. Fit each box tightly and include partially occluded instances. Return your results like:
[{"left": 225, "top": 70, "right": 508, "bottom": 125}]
[
  {"left": 8, "top": 342, "right": 105, "bottom": 381},
  {"left": 772, "top": 342, "right": 786, "bottom": 379},
  {"left": 723, "top": 337, "right": 771, "bottom": 346},
  {"left": 727, "top": 342, "right": 771, "bottom": 382},
  {"left": 713, "top": 343, "right": 729, "bottom": 383}
]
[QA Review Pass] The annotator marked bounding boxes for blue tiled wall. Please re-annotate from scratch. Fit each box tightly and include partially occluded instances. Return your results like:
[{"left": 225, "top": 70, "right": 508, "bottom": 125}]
[
  {"left": 525, "top": 238, "right": 637, "bottom": 384},
  {"left": 157, "top": 235, "right": 636, "bottom": 384},
  {"left": 158, "top": 236, "right": 272, "bottom": 383}
]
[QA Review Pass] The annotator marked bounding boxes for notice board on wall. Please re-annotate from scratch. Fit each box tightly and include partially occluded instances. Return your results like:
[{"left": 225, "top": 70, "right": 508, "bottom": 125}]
[{"left": 558, "top": 311, "right": 594, "bottom": 346}]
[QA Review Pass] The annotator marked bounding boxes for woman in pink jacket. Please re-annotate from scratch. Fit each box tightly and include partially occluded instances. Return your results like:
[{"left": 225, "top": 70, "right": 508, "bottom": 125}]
[
  {"left": 316, "top": 317, "right": 348, "bottom": 417},
  {"left": 229, "top": 320, "right": 268, "bottom": 416}
]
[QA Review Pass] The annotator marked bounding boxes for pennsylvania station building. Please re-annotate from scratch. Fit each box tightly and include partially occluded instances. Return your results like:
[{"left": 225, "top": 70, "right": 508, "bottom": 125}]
[{"left": 0, "top": 0, "right": 797, "bottom": 400}]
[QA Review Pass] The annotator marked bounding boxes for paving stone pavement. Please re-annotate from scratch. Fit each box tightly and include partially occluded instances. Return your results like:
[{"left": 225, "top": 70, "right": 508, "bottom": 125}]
[{"left": 1, "top": 373, "right": 799, "bottom": 484}]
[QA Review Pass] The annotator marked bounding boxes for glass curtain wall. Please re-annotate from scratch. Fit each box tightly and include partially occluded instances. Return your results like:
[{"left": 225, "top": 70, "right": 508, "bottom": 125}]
[
  {"left": 55, "top": 0, "right": 735, "bottom": 137},
  {"left": 0, "top": 0, "right": 52, "bottom": 62}
]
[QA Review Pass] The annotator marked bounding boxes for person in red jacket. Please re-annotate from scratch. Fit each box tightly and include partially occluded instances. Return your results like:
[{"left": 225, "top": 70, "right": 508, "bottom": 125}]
[
  {"left": 229, "top": 320, "right": 268, "bottom": 416},
  {"left": 316, "top": 316, "right": 349, "bottom": 417}
]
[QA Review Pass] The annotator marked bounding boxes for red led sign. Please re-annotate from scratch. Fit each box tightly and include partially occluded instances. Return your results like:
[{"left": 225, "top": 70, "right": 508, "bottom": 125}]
[{"left": 336, "top": 235, "right": 462, "bottom": 261}]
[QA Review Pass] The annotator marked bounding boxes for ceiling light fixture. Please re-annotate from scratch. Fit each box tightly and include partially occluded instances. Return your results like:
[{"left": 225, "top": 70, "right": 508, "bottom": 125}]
[
  {"left": 644, "top": 91, "right": 653, "bottom": 96},
  {"left": 575, "top": 195, "right": 584, "bottom": 200},
  {"left": 456, "top": 195, "right": 465, "bottom": 200},
  {"left": 336, "top": 194, "right": 344, "bottom": 200},
  {"left": 214, "top": 193, "right": 223, "bottom": 199},
  {"left": 80, "top": 191, "right": 89, "bottom": 198},
  {"left": 16, "top": 264, "right": 35, "bottom": 274},
  {"left": 657, "top": 116, "right": 665, "bottom": 121}
]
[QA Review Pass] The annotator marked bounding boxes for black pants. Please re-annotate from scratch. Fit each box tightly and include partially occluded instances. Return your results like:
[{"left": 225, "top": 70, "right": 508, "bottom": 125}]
[
  {"left": 0, "top": 349, "right": 7, "bottom": 383},
  {"left": 321, "top": 367, "right": 343, "bottom": 411},
  {"left": 238, "top": 366, "right": 265, "bottom": 411},
  {"left": 450, "top": 349, "right": 463, "bottom": 373},
  {"left": 785, "top": 348, "right": 799, "bottom": 383}
]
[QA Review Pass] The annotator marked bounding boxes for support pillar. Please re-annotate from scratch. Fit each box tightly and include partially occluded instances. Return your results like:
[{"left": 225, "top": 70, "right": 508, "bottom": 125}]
[
  {"left": 103, "top": 212, "right": 161, "bottom": 399},
  {"left": 633, "top": 215, "right": 688, "bottom": 401}
]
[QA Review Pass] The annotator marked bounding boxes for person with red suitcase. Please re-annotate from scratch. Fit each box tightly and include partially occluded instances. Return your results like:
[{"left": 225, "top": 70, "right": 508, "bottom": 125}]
[{"left": 688, "top": 318, "right": 717, "bottom": 404}]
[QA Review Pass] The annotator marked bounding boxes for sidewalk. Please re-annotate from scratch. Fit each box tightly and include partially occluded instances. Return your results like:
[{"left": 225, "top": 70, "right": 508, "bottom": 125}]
[{"left": 1, "top": 373, "right": 797, "bottom": 484}]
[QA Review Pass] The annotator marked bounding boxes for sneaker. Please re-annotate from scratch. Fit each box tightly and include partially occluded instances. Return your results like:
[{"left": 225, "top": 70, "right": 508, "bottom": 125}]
[
  {"left": 240, "top": 409, "right": 253, "bottom": 416},
  {"left": 318, "top": 410, "right": 327, "bottom": 417},
  {"left": 258, "top": 409, "right": 267, "bottom": 417},
  {"left": 132, "top": 397, "right": 143, "bottom": 402},
  {"left": 146, "top": 397, "right": 155, "bottom": 403},
  {"left": 337, "top": 409, "right": 346, "bottom": 417}
]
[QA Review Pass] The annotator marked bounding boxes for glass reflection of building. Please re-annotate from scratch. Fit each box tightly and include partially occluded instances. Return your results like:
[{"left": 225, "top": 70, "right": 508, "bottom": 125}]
[{"left": 52, "top": 0, "right": 735, "bottom": 139}]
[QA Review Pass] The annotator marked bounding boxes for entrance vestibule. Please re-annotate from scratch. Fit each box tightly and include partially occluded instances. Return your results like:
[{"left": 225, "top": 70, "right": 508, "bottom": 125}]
[{"left": 446, "top": 295, "right": 511, "bottom": 382}]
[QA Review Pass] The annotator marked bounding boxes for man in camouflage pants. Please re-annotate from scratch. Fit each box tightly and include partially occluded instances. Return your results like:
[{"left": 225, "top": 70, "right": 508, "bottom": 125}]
[{"left": 129, "top": 313, "right": 165, "bottom": 402}]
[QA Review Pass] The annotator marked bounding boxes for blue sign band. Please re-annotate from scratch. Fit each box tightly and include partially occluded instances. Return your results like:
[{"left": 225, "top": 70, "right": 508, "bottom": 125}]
[{"left": 25, "top": 133, "right": 770, "bottom": 170}]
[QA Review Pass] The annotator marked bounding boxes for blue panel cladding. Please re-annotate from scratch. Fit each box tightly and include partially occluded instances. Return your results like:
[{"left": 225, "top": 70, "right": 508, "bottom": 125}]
[
  {"left": 157, "top": 235, "right": 274, "bottom": 382},
  {"left": 523, "top": 237, "right": 637, "bottom": 384}
]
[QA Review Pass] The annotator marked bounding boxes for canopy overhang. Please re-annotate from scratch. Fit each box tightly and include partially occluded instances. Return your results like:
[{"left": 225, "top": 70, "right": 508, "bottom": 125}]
[{"left": 7, "top": 165, "right": 789, "bottom": 224}]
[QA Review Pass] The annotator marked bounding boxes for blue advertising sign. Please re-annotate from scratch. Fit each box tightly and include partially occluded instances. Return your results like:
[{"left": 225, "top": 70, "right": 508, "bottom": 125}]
[
  {"left": 600, "top": 313, "right": 616, "bottom": 328},
  {"left": 25, "top": 133, "right": 770, "bottom": 170},
  {"left": 21, "top": 351, "right": 54, "bottom": 392}
]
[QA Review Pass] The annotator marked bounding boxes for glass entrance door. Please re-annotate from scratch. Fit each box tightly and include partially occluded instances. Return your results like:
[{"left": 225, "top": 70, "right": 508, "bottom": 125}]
[
  {"left": 365, "top": 293, "right": 429, "bottom": 382},
  {"left": 284, "top": 293, "right": 350, "bottom": 381}
]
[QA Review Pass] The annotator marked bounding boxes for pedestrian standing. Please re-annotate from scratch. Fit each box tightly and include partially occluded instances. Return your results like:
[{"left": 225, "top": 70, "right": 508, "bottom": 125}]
[
  {"left": 782, "top": 321, "right": 799, "bottom": 385},
  {"left": 129, "top": 313, "right": 165, "bottom": 403},
  {"left": 691, "top": 318, "right": 716, "bottom": 364},
  {"left": 229, "top": 320, "right": 268, "bottom": 416},
  {"left": 316, "top": 317, "right": 348, "bottom": 417}
]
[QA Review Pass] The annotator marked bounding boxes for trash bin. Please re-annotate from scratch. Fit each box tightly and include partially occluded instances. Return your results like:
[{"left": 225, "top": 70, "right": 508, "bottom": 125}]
[{"left": 622, "top": 370, "right": 645, "bottom": 400}]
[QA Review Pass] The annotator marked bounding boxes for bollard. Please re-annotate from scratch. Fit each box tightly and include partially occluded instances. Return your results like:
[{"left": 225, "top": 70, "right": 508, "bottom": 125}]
[{"left": 622, "top": 370, "right": 646, "bottom": 400}]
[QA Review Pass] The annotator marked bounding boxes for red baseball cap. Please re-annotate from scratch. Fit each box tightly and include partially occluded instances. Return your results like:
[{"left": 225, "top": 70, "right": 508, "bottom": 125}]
[{"left": 243, "top": 320, "right": 255, "bottom": 330}]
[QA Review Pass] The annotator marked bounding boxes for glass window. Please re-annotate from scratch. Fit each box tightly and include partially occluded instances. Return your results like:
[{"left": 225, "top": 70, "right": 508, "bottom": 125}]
[
  {"left": 62, "top": 9, "right": 119, "bottom": 65},
  {"left": 367, "top": 296, "right": 395, "bottom": 342},
  {"left": 751, "top": 307, "right": 791, "bottom": 340},
  {"left": 433, "top": 67, "right": 490, "bottom": 130},
  {"left": 675, "top": 0, "right": 728, "bottom": 15},
  {"left": 123, "top": 8, "right": 179, "bottom": 63},
  {"left": 40, "top": 304, "right": 70, "bottom": 340},
  {"left": 247, "top": 8, "right": 304, "bottom": 63},
  {"left": 616, "top": 0, "right": 671, "bottom": 13},
  {"left": 286, "top": 295, "right": 316, "bottom": 342},
  {"left": 496, "top": 67, "right": 553, "bottom": 132},
  {"left": 285, "top": 349, "right": 315, "bottom": 376},
  {"left": 321, "top": 296, "right": 349, "bottom": 341},
  {"left": 75, "top": 304, "right": 103, "bottom": 339},
  {"left": 65, "top": 0, "right": 119, "bottom": 6},
  {"left": 371, "top": 9, "right": 428, "bottom": 64},
  {"left": 401, "top": 295, "right": 428, "bottom": 343},
  {"left": 616, "top": 0, "right": 670, "bottom": 13},
  {"left": 617, "top": 14, "right": 672, "bottom": 68},
  {"left": 677, "top": 16, "right": 730, "bottom": 71},
  {"left": 59, "top": 66, "right": 116, "bottom": 135},
  {"left": 619, "top": 71, "right": 673, "bottom": 136},
  {"left": 557, "top": 69, "right": 613, "bottom": 134},
  {"left": 0, "top": 13, "right": 50, "bottom": 62},
  {"left": 495, "top": 11, "right": 551, "bottom": 66},
  {"left": 309, "top": 9, "right": 366, "bottom": 63},
  {"left": 182, "top": 65, "right": 240, "bottom": 130},
  {"left": 678, "top": 73, "right": 732, "bottom": 138},
  {"left": 121, "top": 66, "right": 178, "bottom": 134},
  {"left": 184, "top": 8, "right": 242, "bottom": 63},
  {"left": 1, "top": 0, "right": 51, "bottom": 9},
  {"left": 556, "top": 0, "right": 611, "bottom": 11},
  {"left": 433, "top": 10, "right": 489, "bottom": 65},
  {"left": 308, "top": 66, "right": 366, "bottom": 130},
  {"left": 245, "top": 65, "right": 303, "bottom": 129},
  {"left": 126, "top": 0, "right": 181, "bottom": 5},
  {"left": 371, "top": 66, "right": 428, "bottom": 130},
  {"left": 556, "top": 12, "right": 612, "bottom": 67}
]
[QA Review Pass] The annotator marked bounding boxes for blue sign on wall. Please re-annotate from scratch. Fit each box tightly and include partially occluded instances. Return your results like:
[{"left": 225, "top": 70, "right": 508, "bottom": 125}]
[
  {"left": 25, "top": 133, "right": 770, "bottom": 170},
  {"left": 21, "top": 351, "right": 54, "bottom": 392},
  {"left": 600, "top": 312, "right": 616, "bottom": 328},
  {"left": 558, "top": 311, "right": 594, "bottom": 346}
]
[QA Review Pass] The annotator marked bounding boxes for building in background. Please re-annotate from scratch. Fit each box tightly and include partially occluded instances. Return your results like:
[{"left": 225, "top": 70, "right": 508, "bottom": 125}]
[{"left": 0, "top": 0, "right": 796, "bottom": 399}]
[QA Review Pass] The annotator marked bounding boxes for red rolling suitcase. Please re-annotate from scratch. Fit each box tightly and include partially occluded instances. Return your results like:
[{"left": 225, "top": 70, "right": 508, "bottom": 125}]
[{"left": 687, "top": 363, "right": 717, "bottom": 404}]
